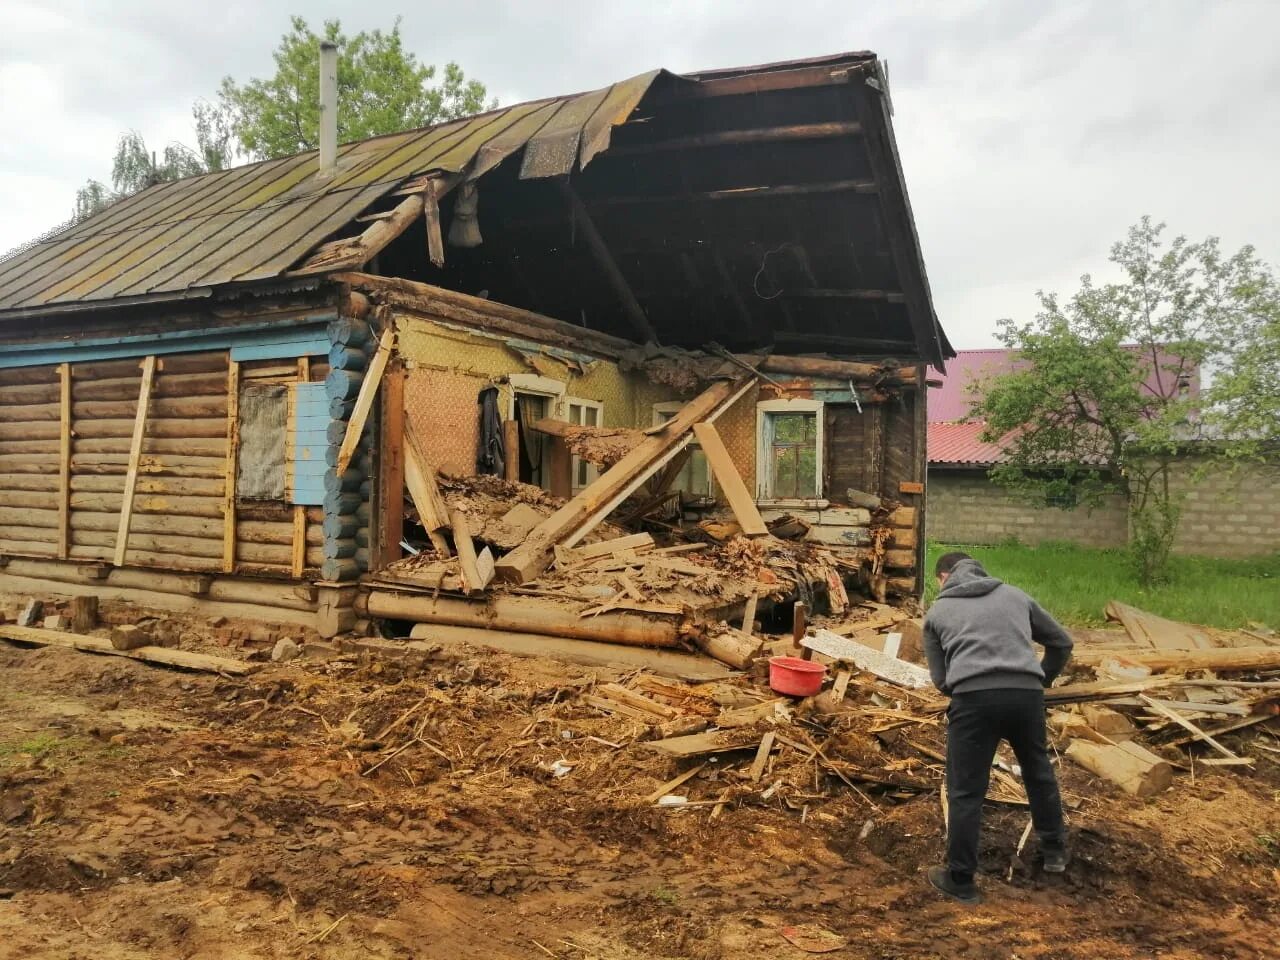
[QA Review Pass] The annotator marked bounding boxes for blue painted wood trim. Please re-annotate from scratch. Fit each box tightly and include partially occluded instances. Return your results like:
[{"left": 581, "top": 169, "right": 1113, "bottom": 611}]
[
  {"left": 0, "top": 314, "right": 337, "bottom": 369},
  {"left": 291, "top": 382, "right": 329, "bottom": 507}
]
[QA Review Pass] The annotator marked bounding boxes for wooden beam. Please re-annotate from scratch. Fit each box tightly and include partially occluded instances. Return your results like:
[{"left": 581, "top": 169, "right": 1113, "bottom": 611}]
[
  {"left": 0, "top": 624, "right": 256, "bottom": 676},
  {"left": 335, "top": 326, "right": 394, "bottom": 475},
  {"left": 450, "top": 508, "right": 485, "bottom": 596},
  {"left": 377, "top": 359, "right": 406, "bottom": 570},
  {"left": 222, "top": 359, "right": 240, "bottom": 573},
  {"left": 114, "top": 355, "right": 156, "bottom": 567},
  {"left": 608, "top": 121, "right": 862, "bottom": 156},
  {"left": 423, "top": 180, "right": 445, "bottom": 268},
  {"left": 1137, "top": 694, "right": 1252, "bottom": 764},
  {"left": 291, "top": 193, "right": 427, "bottom": 275},
  {"left": 559, "top": 179, "right": 657, "bottom": 344},
  {"left": 494, "top": 377, "right": 754, "bottom": 584},
  {"left": 780, "top": 288, "right": 905, "bottom": 302},
  {"left": 57, "top": 362, "right": 71, "bottom": 558},
  {"left": 691, "top": 422, "right": 767, "bottom": 536},
  {"left": 592, "top": 179, "right": 878, "bottom": 208},
  {"left": 502, "top": 419, "right": 520, "bottom": 484},
  {"left": 1073, "top": 646, "right": 1280, "bottom": 673},
  {"left": 402, "top": 437, "right": 451, "bottom": 556}
]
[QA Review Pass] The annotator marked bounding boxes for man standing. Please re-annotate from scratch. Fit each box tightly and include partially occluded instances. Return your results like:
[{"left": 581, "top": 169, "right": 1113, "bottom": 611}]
[{"left": 923, "top": 551, "right": 1073, "bottom": 905}]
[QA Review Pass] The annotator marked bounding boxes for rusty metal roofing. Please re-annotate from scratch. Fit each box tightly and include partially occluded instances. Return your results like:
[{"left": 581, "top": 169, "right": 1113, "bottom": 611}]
[{"left": 0, "top": 71, "right": 663, "bottom": 314}]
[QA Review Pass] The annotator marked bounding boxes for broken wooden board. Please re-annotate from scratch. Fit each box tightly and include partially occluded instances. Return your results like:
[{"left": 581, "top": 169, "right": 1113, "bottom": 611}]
[
  {"left": 803, "top": 629, "right": 933, "bottom": 689},
  {"left": 692, "top": 421, "right": 767, "bottom": 536},
  {"left": 641, "top": 729, "right": 760, "bottom": 758},
  {"left": 1072, "top": 646, "right": 1280, "bottom": 673},
  {"left": 1138, "top": 694, "right": 1253, "bottom": 764},
  {"left": 0, "top": 625, "right": 256, "bottom": 676},
  {"left": 572, "top": 532, "right": 655, "bottom": 562},
  {"left": 1042, "top": 677, "right": 1180, "bottom": 703},
  {"left": 1105, "top": 601, "right": 1213, "bottom": 651}
]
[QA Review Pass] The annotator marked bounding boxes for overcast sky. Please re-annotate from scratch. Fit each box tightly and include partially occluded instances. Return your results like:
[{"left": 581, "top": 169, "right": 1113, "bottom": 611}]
[{"left": 3, "top": 0, "right": 1277, "bottom": 347}]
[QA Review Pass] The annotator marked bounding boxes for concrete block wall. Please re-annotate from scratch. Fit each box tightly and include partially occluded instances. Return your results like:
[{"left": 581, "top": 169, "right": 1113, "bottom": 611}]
[
  {"left": 928, "top": 459, "right": 1280, "bottom": 559},
  {"left": 926, "top": 471, "right": 1128, "bottom": 549}
]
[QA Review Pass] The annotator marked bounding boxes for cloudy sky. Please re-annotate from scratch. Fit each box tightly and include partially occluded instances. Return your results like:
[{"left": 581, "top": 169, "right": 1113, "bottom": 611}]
[{"left": 2, "top": 0, "right": 1277, "bottom": 347}]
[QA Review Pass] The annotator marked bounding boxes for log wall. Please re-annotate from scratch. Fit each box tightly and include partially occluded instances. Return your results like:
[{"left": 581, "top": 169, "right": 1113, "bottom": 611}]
[{"left": 0, "top": 345, "right": 329, "bottom": 583}]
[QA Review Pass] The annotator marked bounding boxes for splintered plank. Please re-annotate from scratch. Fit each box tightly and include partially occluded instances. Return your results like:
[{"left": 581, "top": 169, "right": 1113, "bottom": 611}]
[
  {"left": 0, "top": 625, "right": 256, "bottom": 676},
  {"left": 691, "top": 421, "right": 767, "bottom": 536},
  {"left": 1105, "top": 601, "right": 1213, "bottom": 651},
  {"left": 114, "top": 355, "right": 157, "bottom": 566},
  {"left": 495, "top": 377, "right": 754, "bottom": 584},
  {"left": 450, "top": 508, "right": 486, "bottom": 595},
  {"left": 335, "top": 326, "right": 394, "bottom": 475},
  {"left": 403, "top": 438, "right": 451, "bottom": 555},
  {"left": 641, "top": 729, "right": 760, "bottom": 758}
]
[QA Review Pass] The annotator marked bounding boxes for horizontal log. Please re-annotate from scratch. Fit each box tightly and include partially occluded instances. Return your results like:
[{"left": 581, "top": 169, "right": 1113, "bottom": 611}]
[
  {"left": 68, "top": 543, "right": 224, "bottom": 572},
  {"left": 1073, "top": 646, "right": 1280, "bottom": 673},
  {"left": 0, "top": 384, "right": 59, "bottom": 405},
  {"left": 0, "top": 472, "right": 58, "bottom": 492},
  {"left": 0, "top": 569, "right": 317, "bottom": 623},
  {"left": 73, "top": 418, "right": 229, "bottom": 440},
  {"left": 0, "top": 504, "right": 58, "bottom": 526},
  {"left": 754, "top": 355, "right": 916, "bottom": 382},
  {"left": 74, "top": 371, "right": 229, "bottom": 402},
  {"left": 0, "top": 453, "right": 58, "bottom": 474},
  {"left": 238, "top": 520, "right": 324, "bottom": 547},
  {"left": 68, "top": 492, "right": 226, "bottom": 519},
  {"left": 0, "top": 558, "right": 317, "bottom": 609},
  {"left": 0, "top": 491, "right": 59, "bottom": 511},
  {"left": 0, "top": 366, "right": 58, "bottom": 386},
  {"left": 362, "top": 591, "right": 686, "bottom": 648},
  {"left": 0, "top": 439, "right": 61, "bottom": 456},
  {"left": 70, "top": 453, "right": 228, "bottom": 478},
  {"left": 0, "top": 538, "right": 57, "bottom": 556},
  {"left": 71, "top": 353, "right": 228, "bottom": 380},
  {"left": 72, "top": 511, "right": 223, "bottom": 539},
  {"left": 74, "top": 436, "right": 227, "bottom": 457},
  {"left": 74, "top": 529, "right": 229, "bottom": 560},
  {"left": 883, "top": 548, "right": 916, "bottom": 569},
  {"left": 235, "top": 502, "right": 303, "bottom": 523},
  {"left": 70, "top": 475, "right": 225, "bottom": 497},
  {"left": 0, "top": 394, "right": 222, "bottom": 425}
]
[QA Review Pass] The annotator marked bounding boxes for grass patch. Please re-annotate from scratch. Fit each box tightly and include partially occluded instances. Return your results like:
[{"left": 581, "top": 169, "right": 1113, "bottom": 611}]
[
  {"left": 925, "top": 540, "right": 1280, "bottom": 629},
  {"left": 0, "top": 734, "right": 72, "bottom": 765}
]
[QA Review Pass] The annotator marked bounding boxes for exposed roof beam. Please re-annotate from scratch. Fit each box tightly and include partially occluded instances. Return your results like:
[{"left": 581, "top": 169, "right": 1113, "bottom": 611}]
[
  {"left": 780, "top": 288, "right": 905, "bottom": 303},
  {"left": 673, "top": 61, "right": 872, "bottom": 100},
  {"left": 593, "top": 179, "right": 878, "bottom": 208},
  {"left": 606, "top": 121, "right": 862, "bottom": 156},
  {"left": 558, "top": 180, "right": 658, "bottom": 344}
]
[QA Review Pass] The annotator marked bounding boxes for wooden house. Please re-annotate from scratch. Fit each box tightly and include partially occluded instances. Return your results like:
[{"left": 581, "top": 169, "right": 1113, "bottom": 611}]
[{"left": 0, "top": 52, "right": 952, "bottom": 646}]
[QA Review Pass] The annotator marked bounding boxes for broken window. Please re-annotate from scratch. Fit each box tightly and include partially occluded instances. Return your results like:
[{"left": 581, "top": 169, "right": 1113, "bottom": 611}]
[
  {"left": 757, "top": 400, "right": 824, "bottom": 501},
  {"left": 652, "top": 403, "right": 714, "bottom": 501},
  {"left": 237, "top": 383, "right": 288, "bottom": 500},
  {"left": 567, "top": 398, "right": 603, "bottom": 491}
]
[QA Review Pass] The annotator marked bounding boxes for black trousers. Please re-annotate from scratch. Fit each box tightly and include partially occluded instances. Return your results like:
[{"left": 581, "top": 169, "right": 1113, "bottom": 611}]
[{"left": 945, "top": 688, "right": 1065, "bottom": 879}]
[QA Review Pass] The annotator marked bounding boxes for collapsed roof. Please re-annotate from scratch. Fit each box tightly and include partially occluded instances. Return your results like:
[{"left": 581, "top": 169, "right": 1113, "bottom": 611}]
[{"left": 0, "top": 52, "right": 953, "bottom": 368}]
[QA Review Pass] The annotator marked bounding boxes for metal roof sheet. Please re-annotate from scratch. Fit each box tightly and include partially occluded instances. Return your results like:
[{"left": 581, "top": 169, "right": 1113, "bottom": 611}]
[{"left": 0, "top": 72, "right": 663, "bottom": 313}]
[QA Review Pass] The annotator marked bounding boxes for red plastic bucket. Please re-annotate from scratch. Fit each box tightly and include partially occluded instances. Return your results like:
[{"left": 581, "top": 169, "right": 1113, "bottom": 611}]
[{"left": 768, "top": 656, "right": 827, "bottom": 697}]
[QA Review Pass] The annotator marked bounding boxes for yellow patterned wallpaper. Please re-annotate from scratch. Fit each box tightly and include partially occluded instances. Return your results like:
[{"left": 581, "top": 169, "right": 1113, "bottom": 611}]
[{"left": 394, "top": 311, "right": 755, "bottom": 496}]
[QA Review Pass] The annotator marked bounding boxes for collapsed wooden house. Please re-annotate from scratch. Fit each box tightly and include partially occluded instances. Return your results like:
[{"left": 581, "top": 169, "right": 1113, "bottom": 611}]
[{"left": 0, "top": 52, "right": 953, "bottom": 658}]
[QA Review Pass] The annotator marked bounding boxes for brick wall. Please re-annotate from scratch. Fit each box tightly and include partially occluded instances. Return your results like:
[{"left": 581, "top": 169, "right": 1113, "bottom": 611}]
[{"left": 928, "top": 458, "right": 1280, "bottom": 558}]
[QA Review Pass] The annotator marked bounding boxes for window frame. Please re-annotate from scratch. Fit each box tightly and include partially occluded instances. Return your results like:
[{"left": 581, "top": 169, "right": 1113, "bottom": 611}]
[
  {"left": 565, "top": 396, "right": 604, "bottom": 492},
  {"left": 652, "top": 401, "right": 717, "bottom": 499},
  {"left": 756, "top": 398, "right": 824, "bottom": 503}
]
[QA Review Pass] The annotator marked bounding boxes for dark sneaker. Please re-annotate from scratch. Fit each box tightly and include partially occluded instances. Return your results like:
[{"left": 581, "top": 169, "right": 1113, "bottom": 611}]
[
  {"left": 926, "top": 865, "right": 983, "bottom": 905},
  {"left": 1042, "top": 846, "right": 1070, "bottom": 873}
]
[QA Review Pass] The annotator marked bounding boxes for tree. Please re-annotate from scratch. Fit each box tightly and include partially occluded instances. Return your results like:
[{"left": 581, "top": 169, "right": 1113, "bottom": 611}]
[
  {"left": 218, "top": 16, "right": 494, "bottom": 160},
  {"left": 972, "top": 218, "right": 1271, "bottom": 585},
  {"left": 73, "top": 101, "right": 235, "bottom": 220},
  {"left": 1209, "top": 270, "right": 1280, "bottom": 457},
  {"left": 71, "top": 16, "right": 493, "bottom": 221}
]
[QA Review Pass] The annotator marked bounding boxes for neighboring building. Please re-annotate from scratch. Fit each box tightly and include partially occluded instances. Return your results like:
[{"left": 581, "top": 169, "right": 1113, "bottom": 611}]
[
  {"left": 0, "top": 52, "right": 953, "bottom": 637},
  {"left": 926, "top": 349, "right": 1279, "bottom": 558}
]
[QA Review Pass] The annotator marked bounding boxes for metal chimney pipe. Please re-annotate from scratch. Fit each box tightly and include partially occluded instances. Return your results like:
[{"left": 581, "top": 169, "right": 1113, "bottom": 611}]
[{"left": 318, "top": 41, "right": 338, "bottom": 176}]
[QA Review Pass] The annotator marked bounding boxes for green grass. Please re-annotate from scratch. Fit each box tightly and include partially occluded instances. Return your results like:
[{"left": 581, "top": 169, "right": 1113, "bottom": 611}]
[{"left": 925, "top": 540, "right": 1280, "bottom": 629}]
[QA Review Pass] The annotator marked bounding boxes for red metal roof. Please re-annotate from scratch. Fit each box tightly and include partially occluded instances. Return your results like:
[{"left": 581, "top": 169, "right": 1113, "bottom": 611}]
[{"left": 927, "top": 421, "right": 1009, "bottom": 466}]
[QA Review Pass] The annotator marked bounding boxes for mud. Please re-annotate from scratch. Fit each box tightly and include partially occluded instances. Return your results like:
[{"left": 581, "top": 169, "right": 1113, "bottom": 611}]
[{"left": 0, "top": 641, "right": 1276, "bottom": 959}]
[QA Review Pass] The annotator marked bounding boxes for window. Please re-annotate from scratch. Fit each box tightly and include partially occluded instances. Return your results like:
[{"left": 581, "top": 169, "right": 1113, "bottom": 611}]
[
  {"left": 652, "top": 403, "right": 715, "bottom": 500},
  {"left": 566, "top": 398, "right": 603, "bottom": 491},
  {"left": 508, "top": 374, "right": 566, "bottom": 491},
  {"left": 756, "top": 399, "right": 824, "bottom": 501}
]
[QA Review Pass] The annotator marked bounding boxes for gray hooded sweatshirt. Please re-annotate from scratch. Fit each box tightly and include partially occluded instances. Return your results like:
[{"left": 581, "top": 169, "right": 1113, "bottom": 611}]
[{"left": 923, "top": 559, "right": 1073, "bottom": 695}]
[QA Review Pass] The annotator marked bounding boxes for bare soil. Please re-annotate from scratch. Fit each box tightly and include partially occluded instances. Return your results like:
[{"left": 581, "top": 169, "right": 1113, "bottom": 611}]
[{"left": 1, "top": 640, "right": 1277, "bottom": 960}]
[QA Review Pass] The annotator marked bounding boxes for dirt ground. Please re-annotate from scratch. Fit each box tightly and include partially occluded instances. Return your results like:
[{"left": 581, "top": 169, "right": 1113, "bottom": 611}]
[{"left": 1, "top": 636, "right": 1277, "bottom": 960}]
